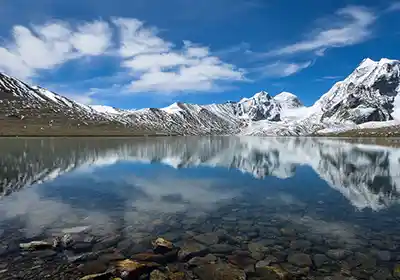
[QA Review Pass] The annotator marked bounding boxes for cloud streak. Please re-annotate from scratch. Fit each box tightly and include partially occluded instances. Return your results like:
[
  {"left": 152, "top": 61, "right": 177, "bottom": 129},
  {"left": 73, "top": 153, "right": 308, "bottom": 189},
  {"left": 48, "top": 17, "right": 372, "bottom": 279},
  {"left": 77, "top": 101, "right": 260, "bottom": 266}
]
[
  {"left": 265, "top": 6, "right": 376, "bottom": 57},
  {"left": 255, "top": 61, "right": 312, "bottom": 78}
]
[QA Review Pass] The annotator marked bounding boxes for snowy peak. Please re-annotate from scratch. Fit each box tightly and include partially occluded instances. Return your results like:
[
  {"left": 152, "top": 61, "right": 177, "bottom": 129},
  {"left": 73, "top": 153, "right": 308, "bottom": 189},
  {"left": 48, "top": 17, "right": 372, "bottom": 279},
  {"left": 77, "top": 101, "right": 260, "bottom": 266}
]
[
  {"left": 312, "top": 58, "right": 400, "bottom": 125},
  {"left": 348, "top": 58, "right": 400, "bottom": 87},
  {"left": 91, "top": 105, "right": 126, "bottom": 115},
  {"left": 273, "top": 92, "right": 304, "bottom": 109},
  {"left": 236, "top": 91, "right": 280, "bottom": 121},
  {"left": 251, "top": 91, "right": 272, "bottom": 101}
]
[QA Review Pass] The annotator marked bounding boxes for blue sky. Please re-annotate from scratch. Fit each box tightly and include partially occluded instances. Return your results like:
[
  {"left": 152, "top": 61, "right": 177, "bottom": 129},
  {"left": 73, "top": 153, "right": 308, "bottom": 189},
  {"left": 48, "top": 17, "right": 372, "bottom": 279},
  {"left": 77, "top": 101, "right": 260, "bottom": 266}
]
[{"left": 0, "top": 0, "right": 399, "bottom": 109}]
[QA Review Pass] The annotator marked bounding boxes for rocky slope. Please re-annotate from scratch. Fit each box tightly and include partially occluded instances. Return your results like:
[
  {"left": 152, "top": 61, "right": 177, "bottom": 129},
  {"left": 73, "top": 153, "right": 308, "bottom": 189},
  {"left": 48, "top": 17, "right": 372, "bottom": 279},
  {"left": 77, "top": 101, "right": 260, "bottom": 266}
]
[
  {"left": 1, "top": 137, "right": 399, "bottom": 211},
  {"left": 0, "top": 58, "right": 399, "bottom": 136}
]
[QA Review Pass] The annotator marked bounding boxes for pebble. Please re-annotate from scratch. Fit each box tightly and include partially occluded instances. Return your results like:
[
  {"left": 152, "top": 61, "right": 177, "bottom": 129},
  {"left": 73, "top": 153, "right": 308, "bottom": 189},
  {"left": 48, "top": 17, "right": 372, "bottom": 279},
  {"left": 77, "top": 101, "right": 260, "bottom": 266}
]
[
  {"left": 376, "top": 250, "right": 391, "bottom": 261},
  {"left": 288, "top": 253, "right": 312, "bottom": 267}
]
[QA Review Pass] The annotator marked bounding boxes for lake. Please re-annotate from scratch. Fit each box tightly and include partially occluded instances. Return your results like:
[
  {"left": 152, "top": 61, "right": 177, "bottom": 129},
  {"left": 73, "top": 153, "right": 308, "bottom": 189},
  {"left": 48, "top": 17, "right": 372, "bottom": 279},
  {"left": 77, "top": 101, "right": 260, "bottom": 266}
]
[{"left": 0, "top": 137, "right": 399, "bottom": 280}]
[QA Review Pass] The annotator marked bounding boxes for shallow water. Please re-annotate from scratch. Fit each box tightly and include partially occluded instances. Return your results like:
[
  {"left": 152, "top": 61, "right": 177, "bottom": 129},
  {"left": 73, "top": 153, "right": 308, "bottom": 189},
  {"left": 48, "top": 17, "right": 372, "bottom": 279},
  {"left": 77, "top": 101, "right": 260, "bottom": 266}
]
[{"left": 0, "top": 137, "right": 399, "bottom": 279}]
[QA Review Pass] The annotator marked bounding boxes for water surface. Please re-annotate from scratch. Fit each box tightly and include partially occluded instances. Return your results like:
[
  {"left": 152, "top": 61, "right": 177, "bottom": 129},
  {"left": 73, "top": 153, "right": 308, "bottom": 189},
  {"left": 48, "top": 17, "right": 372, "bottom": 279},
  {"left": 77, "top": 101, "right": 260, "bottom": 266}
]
[{"left": 0, "top": 137, "right": 399, "bottom": 279}]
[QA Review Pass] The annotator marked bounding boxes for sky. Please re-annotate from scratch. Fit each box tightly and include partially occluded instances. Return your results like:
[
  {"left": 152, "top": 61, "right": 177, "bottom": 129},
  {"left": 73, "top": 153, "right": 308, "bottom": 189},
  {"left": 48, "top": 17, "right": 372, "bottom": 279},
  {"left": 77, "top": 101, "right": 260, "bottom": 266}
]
[{"left": 0, "top": 0, "right": 399, "bottom": 109}]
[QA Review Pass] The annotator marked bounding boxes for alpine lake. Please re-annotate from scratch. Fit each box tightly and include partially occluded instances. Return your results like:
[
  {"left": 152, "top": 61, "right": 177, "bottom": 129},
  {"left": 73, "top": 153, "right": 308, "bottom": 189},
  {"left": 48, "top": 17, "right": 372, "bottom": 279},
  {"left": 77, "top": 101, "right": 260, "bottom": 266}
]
[{"left": 0, "top": 137, "right": 399, "bottom": 280}]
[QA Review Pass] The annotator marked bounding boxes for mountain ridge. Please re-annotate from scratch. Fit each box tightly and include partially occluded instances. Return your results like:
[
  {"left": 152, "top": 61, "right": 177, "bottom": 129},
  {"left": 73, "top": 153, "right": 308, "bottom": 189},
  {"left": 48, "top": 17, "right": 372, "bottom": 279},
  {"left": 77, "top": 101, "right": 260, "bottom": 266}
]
[{"left": 0, "top": 57, "right": 399, "bottom": 136}]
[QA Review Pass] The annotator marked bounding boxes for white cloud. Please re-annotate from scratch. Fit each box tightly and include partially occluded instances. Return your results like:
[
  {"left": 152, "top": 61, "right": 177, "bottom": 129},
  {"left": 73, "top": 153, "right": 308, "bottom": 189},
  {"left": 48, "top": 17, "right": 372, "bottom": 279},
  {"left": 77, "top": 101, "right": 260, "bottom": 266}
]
[
  {"left": 387, "top": 2, "right": 400, "bottom": 11},
  {"left": 258, "top": 61, "right": 312, "bottom": 77},
  {"left": 66, "top": 93, "right": 96, "bottom": 105},
  {"left": 0, "top": 20, "right": 112, "bottom": 80},
  {"left": 266, "top": 6, "right": 376, "bottom": 56},
  {"left": 113, "top": 18, "right": 244, "bottom": 93},
  {"left": 70, "top": 21, "right": 112, "bottom": 55},
  {"left": 0, "top": 17, "right": 244, "bottom": 94},
  {"left": 316, "top": 75, "right": 343, "bottom": 82},
  {"left": 113, "top": 18, "right": 172, "bottom": 57}
]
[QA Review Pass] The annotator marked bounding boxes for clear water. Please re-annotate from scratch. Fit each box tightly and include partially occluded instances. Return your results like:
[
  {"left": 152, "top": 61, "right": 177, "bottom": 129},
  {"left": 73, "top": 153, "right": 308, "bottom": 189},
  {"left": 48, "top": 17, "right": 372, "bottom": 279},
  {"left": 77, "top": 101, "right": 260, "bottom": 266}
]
[{"left": 0, "top": 137, "right": 399, "bottom": 279}]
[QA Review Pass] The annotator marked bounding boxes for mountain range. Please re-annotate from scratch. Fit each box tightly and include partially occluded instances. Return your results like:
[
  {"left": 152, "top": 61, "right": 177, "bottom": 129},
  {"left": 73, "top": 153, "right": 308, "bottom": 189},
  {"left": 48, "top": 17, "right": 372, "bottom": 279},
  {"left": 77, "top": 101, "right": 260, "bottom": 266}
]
[{"left": 0, "top": 58, "right": 399, "bottom": 136}]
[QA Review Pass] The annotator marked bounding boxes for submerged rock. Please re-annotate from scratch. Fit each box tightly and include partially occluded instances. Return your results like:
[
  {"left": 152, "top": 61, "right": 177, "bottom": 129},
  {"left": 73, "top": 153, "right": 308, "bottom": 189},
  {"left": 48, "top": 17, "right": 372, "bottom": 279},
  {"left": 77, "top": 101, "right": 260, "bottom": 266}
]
[
  {"left": 288, "top": 253, "right": 312, "bottom": 267},
  {"left": 115, "top": 259, "right": 160, "bottom": 279},
  {"left": 229, "top": 255, "right": 256, "bottom": 273},
  {"left": 178, "top": 240, "right": 208, "bottom": 261},
  {"left": 152, "top": 237, "right": 174, "bottom": 253},
  {"left": 188, "top": 254, "right": 217, "bottom": 266},
  {"left": 313, "top": 254, "right": 330, "bottom": 268},
  {"left": 255, "top": 264, "right": 289, "bottom": 279},
  {"left": 193, "top": 233, "right": 220, "bottom": 246},
  {"left": 62, "top": 226, "right": 91, "bottom": 234},
  {"left": 376, "top": 250, "right": 391, "bottom": 261},
  {"left": 193, "top": 263, "right": 246, "bottom": 280},
  {"left": 150, "top": 270, "right": 168, "bottom": 280},
  {"left": 78, "top": 260, "right": 109, "bottom": 275},
  {"left": 209, "top": 244, "right": 235, "bottom": 254},
  {"left": 19, "top": 241, "right": 53, "bottom": 251},
  {"left": 248, "top": 242, "right": 268, "bottom": 260},
  {"left": 80, "top": 271, "right": 113, "bottom": 280},
  {"left": 131, "top": 252, "right": 168, "bottom": 263},
  {"left": 326, "top": 249, "right": 351, "bottom": 260}
]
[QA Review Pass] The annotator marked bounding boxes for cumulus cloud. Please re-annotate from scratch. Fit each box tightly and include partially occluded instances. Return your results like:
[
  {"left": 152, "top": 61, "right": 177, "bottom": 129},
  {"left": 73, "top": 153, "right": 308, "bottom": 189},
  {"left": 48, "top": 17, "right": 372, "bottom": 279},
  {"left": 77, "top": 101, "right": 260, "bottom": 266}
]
[
  {"left": 266, "top": 6, "right": 376, "bottom": 56},
  {"left": 0, "top": 17, "right": 244, "bottom": 94},
  {"left": 113, "top": 19, "right": 245, "bottom": 93},
  {"left": 0, "top": 21, "right": 113, "bottom": 79}
]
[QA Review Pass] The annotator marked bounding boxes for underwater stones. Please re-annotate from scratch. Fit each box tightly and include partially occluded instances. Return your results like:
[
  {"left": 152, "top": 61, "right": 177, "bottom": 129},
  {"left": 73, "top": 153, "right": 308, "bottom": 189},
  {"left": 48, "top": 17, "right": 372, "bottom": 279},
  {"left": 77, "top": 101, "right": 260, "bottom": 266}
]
[
  {"left": 71, "top": 241, "right": 94, "bottom": 253},
  {"left": 22, "top": 249, "right": 58, "bottom": 258},
  {"left": 313, "top": 254, "right": 330, "bottom": 268},
  {"left": 78, "top": 260, "right": 109, "bottom": 275},
  {"left": 228, "top": 255, "right": 256, "bottom": 273},
  {"left": 115, "top": 259, "right": 159, "bottom": 279},
  {"left": 248, "top": 242, "right": 268, "bottom": 260},
  {"left": 281, "top": 262, "right": 310, "bottom": 277},
  {"left": 193, "top": 233, "right": 220, "bottom": 246},
  {"left": 177, "top": 240, "right": 208, "bottom": 261},
  {"left": 280, "top": 227, "right": 296, "bottom": 237},
  {"left": 255, "top": 255, "right": 279, "bottom": 268},
  {"left": 255, "top": 264, "right": 289, "bottom": 280},
  {"left": 149, "top": 270, "right": 168, "bottom": 280},
  {"left": 193, "top": 263, "right": 246, "bottom": 280},
  {"left": 287, "top": 253, "right": 312, "bottom": 267},
  {"left": 188, "top": 254, "right": 217, "bottom": 267},
  {"left": 93, "top": 235, "right": 122, "bottom": 251},
  {"left": 19, "top": 241, "right": 53, "bottom": 251},
  {"left": 152, "top": 238, "right": 174, "bottom": 253},
  {"left": 209, "top": 244, "right": 235, "bottom": 254},
  {"left": 97, "top": 252, "right": 125, "bottom": 264},
  {"left": 393, "top": 264, "right": 400, "bottom": 278},
  {"left": 131, "top": 253, "right": 168, "bottom": 264},
  {"left": 371, "top": 267, "right": 392, "bottom": 280},
  {"left": 80, "top": 271, "right": 113, "bottom": 280},
  {"left": 62, "top": 226, "right": 91, "bottom": 235},
  {"left": 376, "top": 250, "right": 391, "bottom": 261},
  {"left": 326, "top": 249, "right": 351, "bottom": 260},
  {"left": 289, "top": 240, "right": 312, "bottom": 251}
]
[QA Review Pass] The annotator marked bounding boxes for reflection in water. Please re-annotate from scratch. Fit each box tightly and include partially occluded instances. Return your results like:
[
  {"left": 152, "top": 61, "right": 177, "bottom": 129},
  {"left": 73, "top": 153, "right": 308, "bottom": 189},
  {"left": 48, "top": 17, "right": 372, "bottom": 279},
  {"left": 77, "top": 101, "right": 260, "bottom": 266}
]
[
  {"left": 0, "top": 137, "right": 399, "bottom": 279},
  {"left": 1, "top": 137, "right": 399, "bottom": 210}
]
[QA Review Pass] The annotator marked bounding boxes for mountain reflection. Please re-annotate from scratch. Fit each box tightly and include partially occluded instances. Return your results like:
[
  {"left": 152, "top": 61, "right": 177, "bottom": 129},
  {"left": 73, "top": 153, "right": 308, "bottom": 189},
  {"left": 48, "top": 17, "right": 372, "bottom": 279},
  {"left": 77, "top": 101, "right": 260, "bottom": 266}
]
[{"left": 0, "top": 137, "right": 399, "bottom": 211}]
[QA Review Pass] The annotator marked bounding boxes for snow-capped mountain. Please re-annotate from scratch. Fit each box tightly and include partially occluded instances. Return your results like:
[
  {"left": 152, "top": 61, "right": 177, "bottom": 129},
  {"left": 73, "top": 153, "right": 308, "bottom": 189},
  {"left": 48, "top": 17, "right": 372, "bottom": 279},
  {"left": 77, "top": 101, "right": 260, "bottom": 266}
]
[
  {"left": 0, "top": 57, "right": 399, "bottom": 136},
  {"left": 1, "top": 137, "right": 399, "bottom": 211},
  {"left": 243, "top": 58, "right": 400, "bottom": 136},
  {"left": 316, "top": 58, "right": 400, "bottom": 124}
]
